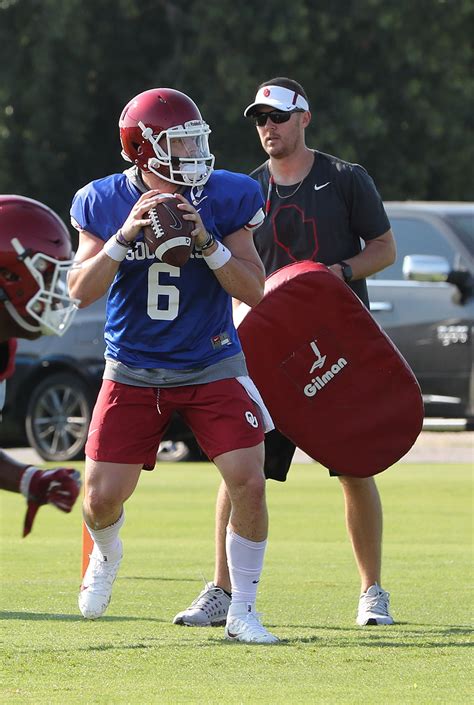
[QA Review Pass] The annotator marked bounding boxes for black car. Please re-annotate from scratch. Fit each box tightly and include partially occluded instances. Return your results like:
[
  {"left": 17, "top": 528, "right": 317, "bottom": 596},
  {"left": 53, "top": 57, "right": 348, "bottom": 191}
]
[{"left": 1, "top": 202, "right": 472, "bottom": 461}]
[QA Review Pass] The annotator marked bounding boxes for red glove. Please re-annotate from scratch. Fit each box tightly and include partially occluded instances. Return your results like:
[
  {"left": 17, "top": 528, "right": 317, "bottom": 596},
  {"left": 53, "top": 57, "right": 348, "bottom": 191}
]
[{"left": 21, "top": 467, "right": 82, "bottom": 537}]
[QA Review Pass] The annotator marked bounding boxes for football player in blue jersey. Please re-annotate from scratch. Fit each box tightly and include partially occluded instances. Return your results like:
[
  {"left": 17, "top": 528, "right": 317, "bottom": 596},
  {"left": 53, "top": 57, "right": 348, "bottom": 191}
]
[{"left": 68, "top": 88, "right": 278, "bottom": 643}]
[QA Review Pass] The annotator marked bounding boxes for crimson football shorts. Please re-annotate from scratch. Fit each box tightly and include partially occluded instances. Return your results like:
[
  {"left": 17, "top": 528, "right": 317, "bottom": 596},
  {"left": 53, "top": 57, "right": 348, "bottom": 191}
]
[{"left": 85, "top": 378, "right": 264, "bottom": 470}]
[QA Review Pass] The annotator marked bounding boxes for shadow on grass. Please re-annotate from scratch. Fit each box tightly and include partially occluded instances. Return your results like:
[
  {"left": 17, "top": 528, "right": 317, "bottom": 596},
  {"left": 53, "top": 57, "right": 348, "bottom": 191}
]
[
  {"left": 205, "top": 636, "right": 320, "bottom": 646},
  {"left": 257, "top": 621, "right": 473, "bottom": 648},
  {"left": 120, "top": 576, "right": 199, "bottom": 582},
  {"left": 277, "top": 621, "right": 470, "bottom": 630},
  {"left": 83, "top": 641, "right": 162, "bottom": 651},
  {"left": 2, "top": 611, "right": 471, "bottom": 650},
  {"left": 206, "top": 635, "right": 472, "bottom": 648},
  {"left": 0, "top": 611, "right": 168, "bottom": 623}
]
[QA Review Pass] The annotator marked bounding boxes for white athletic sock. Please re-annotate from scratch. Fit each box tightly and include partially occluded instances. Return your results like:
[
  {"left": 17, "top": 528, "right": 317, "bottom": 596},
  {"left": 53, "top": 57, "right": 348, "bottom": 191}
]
[
  {"left": 86, "top": 511, "right": 124, "bottom": 563},
  {"left": 226, "top": 527, "right": 267, "bottom": 609}
]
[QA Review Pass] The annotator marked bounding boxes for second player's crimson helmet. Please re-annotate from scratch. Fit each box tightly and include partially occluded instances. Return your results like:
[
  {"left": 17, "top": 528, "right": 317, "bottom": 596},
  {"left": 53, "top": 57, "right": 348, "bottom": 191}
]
[
  {"left": 119, "top": 88, "right": 215, "bottom": 187},
  {"left": 0, "top": 195, "right": 79, "bottom": 336}
]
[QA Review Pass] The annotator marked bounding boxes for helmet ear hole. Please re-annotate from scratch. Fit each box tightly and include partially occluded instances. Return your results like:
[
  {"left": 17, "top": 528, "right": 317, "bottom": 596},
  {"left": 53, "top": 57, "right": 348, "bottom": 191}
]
[{"left": 0, "top": 267, "right": 18, "bottom": 282}]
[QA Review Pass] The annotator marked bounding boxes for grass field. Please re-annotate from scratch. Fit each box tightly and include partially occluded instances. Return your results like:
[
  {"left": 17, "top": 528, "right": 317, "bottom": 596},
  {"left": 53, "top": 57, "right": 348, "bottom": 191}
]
[{"left": 0, "top": 460, "right": 472, "bottom": 704}]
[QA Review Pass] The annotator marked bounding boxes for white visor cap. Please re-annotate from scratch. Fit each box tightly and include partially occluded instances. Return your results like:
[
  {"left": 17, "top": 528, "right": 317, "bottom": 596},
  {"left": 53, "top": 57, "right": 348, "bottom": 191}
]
[{"left": 244, "top": 85, "right": 309, "bottom": 117}]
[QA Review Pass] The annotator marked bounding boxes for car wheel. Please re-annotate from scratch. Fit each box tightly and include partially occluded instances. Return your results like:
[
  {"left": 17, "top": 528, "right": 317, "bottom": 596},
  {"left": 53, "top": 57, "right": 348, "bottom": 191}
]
[
  {"left": 25, "top": 372, "right": 93, "bottom": 462},
  {"left": 157, "top": 441, "right": 193, "bottom": 462},
  {"left": 157, "top": 437, "right": 204, "bottom": 462}
]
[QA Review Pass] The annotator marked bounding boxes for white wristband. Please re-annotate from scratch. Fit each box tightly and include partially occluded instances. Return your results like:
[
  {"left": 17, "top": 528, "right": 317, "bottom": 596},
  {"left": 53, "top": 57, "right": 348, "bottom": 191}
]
[
  {"left": 20, "top": 466, "right": 39, "bottom": 498},
  {"left": 104, "top": 236, "right": 129, "bottom": 262},
  {"left": 204, "top": 242, "right": 232, "bottom": 270}
]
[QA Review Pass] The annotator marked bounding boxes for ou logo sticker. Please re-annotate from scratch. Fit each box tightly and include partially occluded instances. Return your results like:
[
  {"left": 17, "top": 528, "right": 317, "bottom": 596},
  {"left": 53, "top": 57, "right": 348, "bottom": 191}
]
[{"left": 245, "top": 411, "right": 259, "bottom": 428}]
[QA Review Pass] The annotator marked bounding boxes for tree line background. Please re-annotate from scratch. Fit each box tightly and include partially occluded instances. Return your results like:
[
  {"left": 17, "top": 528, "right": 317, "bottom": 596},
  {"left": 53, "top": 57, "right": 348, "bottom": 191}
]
[{"left": 0, "top": 0, "right": 472, "bottom": 241}]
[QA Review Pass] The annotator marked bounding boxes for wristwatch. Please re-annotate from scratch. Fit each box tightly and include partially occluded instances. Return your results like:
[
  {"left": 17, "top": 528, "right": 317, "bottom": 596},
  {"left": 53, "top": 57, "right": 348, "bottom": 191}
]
[{"left": 339, "top": 261, "right": 353, "bottom": 283}]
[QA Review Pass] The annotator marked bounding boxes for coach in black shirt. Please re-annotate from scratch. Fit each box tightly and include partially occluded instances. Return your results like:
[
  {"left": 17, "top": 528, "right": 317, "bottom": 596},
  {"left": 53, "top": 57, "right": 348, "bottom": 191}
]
[{"left": 174, "top": 77, "right": 397, "bottom": 630}]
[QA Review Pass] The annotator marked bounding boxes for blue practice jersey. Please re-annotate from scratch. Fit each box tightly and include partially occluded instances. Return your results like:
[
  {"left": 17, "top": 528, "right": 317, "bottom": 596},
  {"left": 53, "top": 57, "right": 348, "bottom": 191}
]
[{"left": 71, "top": 170, "right": 264, "bottom": 369}]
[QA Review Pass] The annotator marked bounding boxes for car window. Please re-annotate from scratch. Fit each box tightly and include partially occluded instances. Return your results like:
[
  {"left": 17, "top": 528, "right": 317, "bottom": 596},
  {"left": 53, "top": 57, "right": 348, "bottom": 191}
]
[
  {"left": 370, "top": 216, "right": 457, "bottom": 280},
  {"left": 446, "top": 214, "right": 474, "bottom": 255}
]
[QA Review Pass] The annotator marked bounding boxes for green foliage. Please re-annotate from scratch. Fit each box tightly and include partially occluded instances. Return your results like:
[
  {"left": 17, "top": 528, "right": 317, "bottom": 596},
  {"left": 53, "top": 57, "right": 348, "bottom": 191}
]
[
  {"left": 0, "top": 461, "right": 472, "bottom": 704},
  {"left": 0, "top": 0, "right": 472, "bottom": 234}
]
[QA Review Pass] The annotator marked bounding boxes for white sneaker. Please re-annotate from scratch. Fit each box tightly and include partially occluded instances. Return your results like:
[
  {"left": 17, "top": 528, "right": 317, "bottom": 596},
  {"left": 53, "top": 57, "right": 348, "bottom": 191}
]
[
  {"left": 225, "top": 603, "right": 279, "bottom": 644},
  {"left": 78, "top": 542, "right": 122, "bottom": 620},
  {"left": 356, "top": 583, "right": 394, "bottom": 626},
  {"left": 173, "top": 582, "right": 231, "bottom": 627}
]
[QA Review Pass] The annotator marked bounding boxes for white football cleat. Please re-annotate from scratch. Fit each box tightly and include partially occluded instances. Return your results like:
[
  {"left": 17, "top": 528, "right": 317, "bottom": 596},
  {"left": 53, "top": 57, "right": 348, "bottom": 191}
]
[
  {"left": 356, "top": 583, "right": 394, "bottom": 626},
  {"left": 173, "top": 582, "right": 231, "bottom": 627},
  {"left": 79, "top": 542, "right": 122, "bottom": 620},
  {"left": 225, "top": 603, "right": 279, "bottom": 644}
]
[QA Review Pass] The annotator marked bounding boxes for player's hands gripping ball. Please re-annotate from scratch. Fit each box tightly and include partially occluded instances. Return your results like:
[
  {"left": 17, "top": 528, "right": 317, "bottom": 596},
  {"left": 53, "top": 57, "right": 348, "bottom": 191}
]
[{"left": 143, "top": 195, "right": 194, "bottom": 267}]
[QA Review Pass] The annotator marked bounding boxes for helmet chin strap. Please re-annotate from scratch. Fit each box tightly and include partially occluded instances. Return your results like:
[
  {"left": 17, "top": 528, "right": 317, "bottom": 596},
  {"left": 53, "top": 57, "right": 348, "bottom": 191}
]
[
  {"left": 180, "top": 162, "right": 209, "bottom": 185},
  {"left": 4, "top": 299, "right": 75, "bottom": 337},
  {"left": 147, "top": 157, "right": 211, "bottom": 186},
  {"left": 4, "top": 300, "right": 42, "bottom": 333},
  {"left": 146, "top": 159, "right": 173, "bottom": 181}
]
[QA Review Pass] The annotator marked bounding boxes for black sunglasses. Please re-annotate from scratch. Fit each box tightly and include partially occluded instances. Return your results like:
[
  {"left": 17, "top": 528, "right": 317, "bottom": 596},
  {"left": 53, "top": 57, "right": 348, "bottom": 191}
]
[{"left": 251, "top": 110, "right": 303, "bottom": 127}]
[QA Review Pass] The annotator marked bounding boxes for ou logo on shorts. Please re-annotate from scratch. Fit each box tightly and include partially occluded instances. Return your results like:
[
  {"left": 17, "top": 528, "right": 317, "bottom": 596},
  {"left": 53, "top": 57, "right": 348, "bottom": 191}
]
[{"left": 245, "top": 411, "right": 259, "bottom": 428}]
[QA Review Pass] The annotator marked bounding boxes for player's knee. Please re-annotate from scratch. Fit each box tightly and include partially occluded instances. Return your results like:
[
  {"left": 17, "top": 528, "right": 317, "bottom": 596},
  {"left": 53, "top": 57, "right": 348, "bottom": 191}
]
[
  {"left": 84, "top": 485, "right": 121, "bottom": 517},
  {"left": 229, "top": 469, "right": 266, "bottom": 502}
]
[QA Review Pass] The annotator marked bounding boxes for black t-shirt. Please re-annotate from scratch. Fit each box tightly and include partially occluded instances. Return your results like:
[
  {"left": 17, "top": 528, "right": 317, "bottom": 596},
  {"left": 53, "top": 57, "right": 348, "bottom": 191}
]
[{"left": 251, "top": 150, "right": 390, "bottom": 307}]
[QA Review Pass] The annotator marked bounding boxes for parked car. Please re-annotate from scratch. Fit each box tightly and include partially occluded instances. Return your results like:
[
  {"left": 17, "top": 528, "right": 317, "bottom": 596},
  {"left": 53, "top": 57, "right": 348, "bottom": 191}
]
[
  {"left": 369, "top": 202, "right": 473, "bottom": 423},
  {"left": 1, "top": 202, "right": 472, "bottom": 461}
]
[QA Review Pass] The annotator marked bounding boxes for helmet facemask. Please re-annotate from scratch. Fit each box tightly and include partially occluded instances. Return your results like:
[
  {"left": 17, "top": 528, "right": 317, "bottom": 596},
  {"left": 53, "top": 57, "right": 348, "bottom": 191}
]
[
  {"left": 3, "top": 238, "right": 79, "bottom": 336},
  {"left": 137, "top": 120, "right": 214, "bottom": 186}
]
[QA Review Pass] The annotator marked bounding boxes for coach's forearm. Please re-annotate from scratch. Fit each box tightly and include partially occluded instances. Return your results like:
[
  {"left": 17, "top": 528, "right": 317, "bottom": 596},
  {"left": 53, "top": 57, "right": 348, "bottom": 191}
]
[{"left": 344, "top": 230, "right": 397, "bottom": 280}]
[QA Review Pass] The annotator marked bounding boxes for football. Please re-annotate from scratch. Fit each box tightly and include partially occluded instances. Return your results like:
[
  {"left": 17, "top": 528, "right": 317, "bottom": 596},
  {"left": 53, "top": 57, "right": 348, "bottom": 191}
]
[{"left": 143, "top": 196, "right": 194, "bottom": 267}]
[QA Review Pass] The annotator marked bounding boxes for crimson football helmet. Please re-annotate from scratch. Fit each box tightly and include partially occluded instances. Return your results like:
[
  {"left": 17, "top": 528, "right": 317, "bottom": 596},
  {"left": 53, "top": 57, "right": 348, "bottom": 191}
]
[
  {"left": 0, "top": 195, "right": 79, "bottom": 336},
  {"left": 119, "top": 88, "right": 215, "bottom": 187}
]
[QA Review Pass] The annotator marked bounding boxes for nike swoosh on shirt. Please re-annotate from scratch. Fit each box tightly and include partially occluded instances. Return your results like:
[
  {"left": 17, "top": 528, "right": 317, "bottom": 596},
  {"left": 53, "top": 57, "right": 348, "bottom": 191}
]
[{"left": 314, "top": 182, "right": 330, "bottom": 191}]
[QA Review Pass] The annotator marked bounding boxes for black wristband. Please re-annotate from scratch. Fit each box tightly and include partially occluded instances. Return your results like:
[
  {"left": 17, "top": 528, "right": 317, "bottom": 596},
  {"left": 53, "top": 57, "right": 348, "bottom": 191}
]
[
  {"left": 199, "top": 232, "right": 216, "bottom": 251},
  {"left": 115, "top": 229, "right": 132, "bottom": 248},
  {"left": 339, "top": 261, "right": 353, "bottom": 283}
]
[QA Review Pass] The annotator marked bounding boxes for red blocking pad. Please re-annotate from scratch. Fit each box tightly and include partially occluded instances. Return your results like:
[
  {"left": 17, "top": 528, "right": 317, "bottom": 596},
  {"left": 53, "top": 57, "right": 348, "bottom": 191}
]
[{"left": 237, "top": 261, "right": 424, "bottom": 477}]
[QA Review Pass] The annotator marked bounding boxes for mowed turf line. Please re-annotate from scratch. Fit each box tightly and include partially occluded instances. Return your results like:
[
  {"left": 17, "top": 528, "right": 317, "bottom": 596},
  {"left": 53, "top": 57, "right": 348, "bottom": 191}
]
[{"left": 0, "top": 460, "right": 471, "bottom": 705}]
